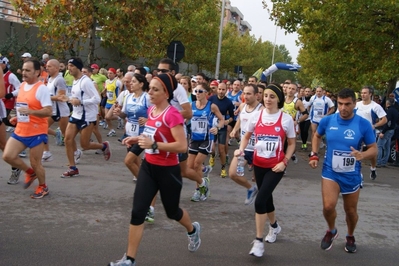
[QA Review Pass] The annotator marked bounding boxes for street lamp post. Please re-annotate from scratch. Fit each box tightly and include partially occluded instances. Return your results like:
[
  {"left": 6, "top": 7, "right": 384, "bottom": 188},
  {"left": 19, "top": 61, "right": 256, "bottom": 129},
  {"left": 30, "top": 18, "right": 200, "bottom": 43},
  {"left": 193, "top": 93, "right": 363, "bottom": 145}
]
[
  {"left": 215, "top": 0, "right": 226, "bottom": 80},
  {"left": 269, "top": 24, "right": 278, "bottom": 83}
]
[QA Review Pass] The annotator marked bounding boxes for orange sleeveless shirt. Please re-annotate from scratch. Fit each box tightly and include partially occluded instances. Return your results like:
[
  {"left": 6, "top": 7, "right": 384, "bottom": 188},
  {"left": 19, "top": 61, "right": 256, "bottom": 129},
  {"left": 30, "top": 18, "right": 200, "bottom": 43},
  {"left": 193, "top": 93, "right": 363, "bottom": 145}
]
[{"left": 15, "top": 82, "right": 49, "bottom": 137}]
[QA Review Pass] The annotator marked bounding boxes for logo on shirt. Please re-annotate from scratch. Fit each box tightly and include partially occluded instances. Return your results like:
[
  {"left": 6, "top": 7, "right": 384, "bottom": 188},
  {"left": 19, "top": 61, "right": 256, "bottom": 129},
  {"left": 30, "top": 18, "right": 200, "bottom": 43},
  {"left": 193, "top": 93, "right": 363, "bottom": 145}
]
[
  {"left": 275, "top": 127, "right": 281, "bottom": 132},
  {"left": 155, "top": 121, "right": 162, "bottom": 127},
  {"left": 329, "top": 126, "right": 338, "bottom": 130},
  {"left": 344, "top": 129, "right": 355, "bottom": 139}
]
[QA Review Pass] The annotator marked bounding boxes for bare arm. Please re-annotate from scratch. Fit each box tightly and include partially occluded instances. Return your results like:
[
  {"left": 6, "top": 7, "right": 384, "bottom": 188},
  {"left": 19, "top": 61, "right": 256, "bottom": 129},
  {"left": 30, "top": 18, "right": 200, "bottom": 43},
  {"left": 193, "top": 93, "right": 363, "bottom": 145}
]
[
  {"left": 180, "top": 102, "right": 193, "bottom": 120},
  {"left": 138, "top": 124, "right": 187, "bottom": 153}
]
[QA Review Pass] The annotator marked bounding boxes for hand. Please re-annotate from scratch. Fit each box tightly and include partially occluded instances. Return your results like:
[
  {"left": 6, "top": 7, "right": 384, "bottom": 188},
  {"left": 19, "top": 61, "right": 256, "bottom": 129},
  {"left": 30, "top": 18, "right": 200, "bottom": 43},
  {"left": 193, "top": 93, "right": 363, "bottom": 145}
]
[
  {"left": 17, "top": 107, "right": 30, "bottom": 115},
  {"left": 9, "top": 117, "right": 17, "bottom": 125},
  {"left": 122, "top": 136, "right": 139, "bottom": 147},
  {"left": 309, "top": 159, "right": 318, "bottom": 169},
  {"left": 138, "top": 117, "right": 147, "bottom": 126},
  {"left": 379, "top": 133, "right": 384, "bottom": 139},
  {"left": 57, "top": 95, "right": 69, "bottom": 102},
  {"left": 69, "top": 97, "right": 81, "bottom": 106},
  {"left": 138, "top": 134, "right": 152, "bottom": 149},
  {"left": 272, "top": 162, "right": 286, "bottom": 173},
  {"left": 350, "top": 146, "right": 363, "bottom": 160},
  {"left": 233, "top": 149, "right": 243, "bottom": 157},
  {"left": 229, "top": 130, "right": 236, "bottom": 138},
  {"left": 209, "top": 127, "right": 218, "bottom": 135}
]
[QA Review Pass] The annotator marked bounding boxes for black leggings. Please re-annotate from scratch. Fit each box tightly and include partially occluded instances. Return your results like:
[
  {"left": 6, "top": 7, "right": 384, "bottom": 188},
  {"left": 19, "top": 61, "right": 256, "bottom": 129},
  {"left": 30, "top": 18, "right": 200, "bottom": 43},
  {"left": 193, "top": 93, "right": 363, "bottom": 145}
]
[
  {"left": 299, "top": 120, "right": 311, "bottom": 145},
  {"left": 130, "top": 159, "right": 183, "bottom": 225},
  {"left": 253, "top": 165, "right": 284, "bottom": 214}
]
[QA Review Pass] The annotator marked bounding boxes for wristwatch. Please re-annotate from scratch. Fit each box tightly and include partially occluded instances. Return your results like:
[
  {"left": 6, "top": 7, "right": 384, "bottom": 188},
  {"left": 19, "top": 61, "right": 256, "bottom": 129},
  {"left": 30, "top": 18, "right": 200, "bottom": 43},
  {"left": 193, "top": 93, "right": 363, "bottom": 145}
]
[
  {"left": 151, "top": 141, "right": 158, "bottom": 152},
  {"left": 309, "top": 151, "right": 318, "bottom": 157}
]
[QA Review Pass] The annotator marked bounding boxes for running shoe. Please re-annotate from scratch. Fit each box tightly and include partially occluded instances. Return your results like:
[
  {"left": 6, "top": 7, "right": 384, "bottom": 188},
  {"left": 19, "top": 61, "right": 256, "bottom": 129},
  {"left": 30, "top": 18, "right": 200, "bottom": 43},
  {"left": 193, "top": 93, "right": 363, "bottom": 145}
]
[
  {"left": 191, "top": 188, "right": 201, "bottom": 202},
  {"left": 370, "top": 169, "right": 377, "bottom": 180},
  {"left": 117, "top": 118, "right": 124, "bottom": 129},
  {"left": 60, "top": 168, "right": 79, "bottom": 178},
  {"left": 345, "top": 235, "right": 357, "bottom": 253},
  {"left": 247, "top": 164, "right": 253, "bottom": 171},
  {"left": 109, "top": 253, "right": 135, "bottom": 266},
  {"left": 226, "top": 154, "right": 230, "bottom": 165},
  {"left": 228, "top": 139, "right": 233, "bottom": 146},
  {"left": 7, "top": 169, "right": 22, "bottom": 185},
  {"left": 6, "top": 126, "right": 14, "bottom": 132},
  {"left": 320, "top": 229, "right": 338, "bottom": 250},
  {"left": 187, "top": 222, "right": 201, "bottom": 252},
  {"left": 220, "top": 168, "right": 227, "bottom": 178},
  {"left": 103, "top": 141, "right": 111, "bottom": 161},
  {"left": 107, "top": 129, "right": 116, "bottom": 137},
  {"left": 199, "top": 177, "right": 210, "bottom": 201},
  {"left": 249, "top": 239, "right": 264, "bottom": 257},
  {"left": 145, "top": 208, "right": 154, "bottom": 223},
  {"left": 99, "top": 120, "right": 105, "bottom": 126},
  {"left": 23, "top": 172, "right": 37, "bottom": 189},
  {"left": 41, "top": 152, "right": 54, "bottom": 162},
  {"left": 55, "top": 128, "right": 63, "bottom": 146},
  {"left": 118, "top": 133, "right": 128, "bottom": 143},
  {"left": 202, "top": 165, "right": 212, "bottom": 178},
  {"left": 19, "top": 150, "right": 27, "bottom": 158},
  {"left": 209, "top": 155, "right": 215, "bottom": 167},
  {"left": 103, "top": 122, "right": 108, "bottom": 129},
  {"left": 245, "top": 186, "right": 258, "bottom": 205},
  {"left": 31, "top": 186, "right": 49, "bottom": 199},
  {"left": 291, "top": 154, "right": 298, "bottom": 164},
  {"left": 74, "top": 149, "right": 82, "bottom": 164},
  {"left": 265, "top": 223, "right": 281, "bottom": 243}
]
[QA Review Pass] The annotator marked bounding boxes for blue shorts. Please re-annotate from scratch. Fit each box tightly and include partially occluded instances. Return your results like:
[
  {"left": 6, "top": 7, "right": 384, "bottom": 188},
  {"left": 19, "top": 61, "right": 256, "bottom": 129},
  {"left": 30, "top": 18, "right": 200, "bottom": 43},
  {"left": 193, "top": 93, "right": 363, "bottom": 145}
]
[
  {"left": 244, "top": 150, "right": 254, "bottom": 165},
  {"left": 105, "top": 103, "right": 113, "bottom": 109},
  {"left": 322, "top": 174, "right": 361, "bottom": 194},
  {"left": 11, "top": 133, "right": 48, "bottom": 148},
  {"left": 69, "top": 117, "right": 96, "bottom": 130}
]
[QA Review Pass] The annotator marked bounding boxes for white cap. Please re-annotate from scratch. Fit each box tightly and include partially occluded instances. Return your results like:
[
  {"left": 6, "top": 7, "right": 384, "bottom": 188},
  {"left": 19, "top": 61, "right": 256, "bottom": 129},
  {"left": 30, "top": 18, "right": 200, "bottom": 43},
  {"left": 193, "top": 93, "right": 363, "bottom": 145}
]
[{"left": 21, "top": 52, "right": 32, "bottom": 58}]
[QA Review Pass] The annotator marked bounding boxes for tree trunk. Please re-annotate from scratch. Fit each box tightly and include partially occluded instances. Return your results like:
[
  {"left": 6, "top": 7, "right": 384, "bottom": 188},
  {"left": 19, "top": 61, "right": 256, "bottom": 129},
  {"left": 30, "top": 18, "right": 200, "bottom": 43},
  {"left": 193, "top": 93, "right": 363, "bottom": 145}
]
[{"left": 87, "top": 14, "right": 96, "bottom": 65}]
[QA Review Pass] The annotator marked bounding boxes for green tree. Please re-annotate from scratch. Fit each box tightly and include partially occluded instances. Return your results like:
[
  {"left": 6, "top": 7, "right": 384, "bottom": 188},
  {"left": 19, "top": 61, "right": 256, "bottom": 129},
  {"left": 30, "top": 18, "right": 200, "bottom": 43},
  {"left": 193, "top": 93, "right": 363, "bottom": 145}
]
[{"left": 265, "top": 0, "right": 399, "bottom": 93}]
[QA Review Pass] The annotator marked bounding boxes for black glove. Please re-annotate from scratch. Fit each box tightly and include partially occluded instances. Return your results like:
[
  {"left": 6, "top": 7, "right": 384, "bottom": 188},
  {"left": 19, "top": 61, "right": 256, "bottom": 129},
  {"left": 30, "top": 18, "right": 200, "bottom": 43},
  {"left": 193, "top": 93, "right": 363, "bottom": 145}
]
[{"left": 5, "top": 93, "right": 14, "bottom": 99}]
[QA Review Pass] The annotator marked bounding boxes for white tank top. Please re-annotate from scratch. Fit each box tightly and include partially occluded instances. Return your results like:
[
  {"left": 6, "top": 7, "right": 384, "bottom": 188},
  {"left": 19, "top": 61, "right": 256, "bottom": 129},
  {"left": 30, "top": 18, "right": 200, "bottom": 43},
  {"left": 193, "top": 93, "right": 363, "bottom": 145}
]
[{"left": 240, "top": 103, "right": 262, "bottom": 151}]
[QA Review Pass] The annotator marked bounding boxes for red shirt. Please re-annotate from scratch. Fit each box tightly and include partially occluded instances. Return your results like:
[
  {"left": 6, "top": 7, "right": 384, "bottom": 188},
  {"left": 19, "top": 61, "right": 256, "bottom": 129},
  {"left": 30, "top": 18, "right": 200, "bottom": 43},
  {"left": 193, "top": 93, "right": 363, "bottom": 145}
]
[
  {"left": 143, "top": 105, "right": 184, "bottom": 166},
  {"left": 253, "top": 111, "right": 286, "bottom": 168}
]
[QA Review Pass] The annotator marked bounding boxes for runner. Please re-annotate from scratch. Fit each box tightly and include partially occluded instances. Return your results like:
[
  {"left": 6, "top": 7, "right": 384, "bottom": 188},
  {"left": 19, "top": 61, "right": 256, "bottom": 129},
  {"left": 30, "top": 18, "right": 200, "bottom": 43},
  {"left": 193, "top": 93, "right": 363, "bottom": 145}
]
[
  {"left": 229, "top": 84, "right": 263, "bottom": 205},
  {"left": 41, "top": 59, "right": 70, "bottom": 162},
  {"left": 110, "top": 73, "right": 201, "bottom": 266},
  {"left": 189, "top": 82, "right": 224, "bottom": 202},
  {"left": 309, "top": 88, "right": 377, "bottom": 253},
  {"left": 60, "top": 58, "right": 111, "bottom": 178},
  {"left": 235, "top": 83, "right": 295, "bottom": 257},
  {"left": 2, "top": 58, "right": 52, "bottom": 198}
]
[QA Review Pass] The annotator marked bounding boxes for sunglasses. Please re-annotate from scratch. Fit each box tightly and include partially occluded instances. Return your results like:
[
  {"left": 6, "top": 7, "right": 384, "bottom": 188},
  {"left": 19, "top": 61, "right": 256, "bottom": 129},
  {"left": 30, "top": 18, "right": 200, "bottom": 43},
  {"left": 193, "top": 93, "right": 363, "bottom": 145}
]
[
  {"left": 194, "top": 90, "right": 205, "bottom": 94},
  {"left": 157, "top": 69, "right": 170, "bottom": 73}
]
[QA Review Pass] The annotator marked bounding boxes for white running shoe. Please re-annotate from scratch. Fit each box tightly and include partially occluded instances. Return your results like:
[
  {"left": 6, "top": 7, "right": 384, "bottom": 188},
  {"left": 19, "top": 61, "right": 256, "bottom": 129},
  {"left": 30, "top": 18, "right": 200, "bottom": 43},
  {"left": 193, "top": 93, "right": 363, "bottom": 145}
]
[
  {"left": 249, "top": 239, "right": 264, "bottom": 257},
  {"left": 74, "top": 149, "right": 82, "bottom": 164},
  {"left": 107, "top": 129, "right": 116, "bottom": 137},
  {"left": 41, "top": 152, "right": 54, "bottom": 162},
  {"left": 265, "top": 223, "right": 281, "bottom": 243}
]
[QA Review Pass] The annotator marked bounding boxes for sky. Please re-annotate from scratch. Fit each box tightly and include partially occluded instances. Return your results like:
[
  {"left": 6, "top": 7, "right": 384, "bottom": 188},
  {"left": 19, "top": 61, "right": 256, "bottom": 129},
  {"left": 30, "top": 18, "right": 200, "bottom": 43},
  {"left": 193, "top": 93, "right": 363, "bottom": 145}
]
[{"left": 232, "top": 0, "right": 300, "bottom": 64}]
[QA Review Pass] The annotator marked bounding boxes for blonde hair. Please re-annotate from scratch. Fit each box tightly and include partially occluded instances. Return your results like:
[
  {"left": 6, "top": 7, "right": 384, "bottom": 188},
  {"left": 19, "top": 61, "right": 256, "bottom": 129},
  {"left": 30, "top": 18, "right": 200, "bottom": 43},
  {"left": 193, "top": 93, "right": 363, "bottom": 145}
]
[{"left": 99, "top": 68, "right": 108, "bottom": 76}]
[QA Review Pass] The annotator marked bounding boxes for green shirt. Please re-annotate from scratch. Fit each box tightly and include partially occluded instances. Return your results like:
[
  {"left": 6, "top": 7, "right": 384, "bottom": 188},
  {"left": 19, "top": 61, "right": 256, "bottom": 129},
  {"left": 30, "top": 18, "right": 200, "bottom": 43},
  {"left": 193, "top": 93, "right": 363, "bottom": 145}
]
[
  {"left": 64, "top": 70, "right": 74, "bottom": 87},
  {"left": 91, "top": 73, "right": 107, "bottom": 93}
]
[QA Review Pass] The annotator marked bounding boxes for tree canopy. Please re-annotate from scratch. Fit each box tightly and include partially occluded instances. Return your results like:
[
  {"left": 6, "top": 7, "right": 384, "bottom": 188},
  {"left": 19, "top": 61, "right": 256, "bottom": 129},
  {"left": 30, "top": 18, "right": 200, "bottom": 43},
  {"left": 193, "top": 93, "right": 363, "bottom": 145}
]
[
  {"left": 265, "top": 0, "right": 399, "bottom": 93},
  {"left": 10, "top": 0, "right": 295, "bottom": 82}
]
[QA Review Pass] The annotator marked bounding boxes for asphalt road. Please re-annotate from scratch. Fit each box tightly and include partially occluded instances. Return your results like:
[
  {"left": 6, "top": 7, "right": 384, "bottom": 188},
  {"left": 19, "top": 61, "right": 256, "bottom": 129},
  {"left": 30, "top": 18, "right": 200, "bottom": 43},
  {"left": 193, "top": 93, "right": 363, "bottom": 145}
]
[{"left": 0, "top": 127, "right": 398, "bottom": 266}]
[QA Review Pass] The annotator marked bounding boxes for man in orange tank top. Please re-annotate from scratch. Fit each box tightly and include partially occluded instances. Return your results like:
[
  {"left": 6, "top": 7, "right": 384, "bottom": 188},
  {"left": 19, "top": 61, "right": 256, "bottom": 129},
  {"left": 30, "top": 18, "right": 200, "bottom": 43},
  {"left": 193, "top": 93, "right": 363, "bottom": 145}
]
[{"left": 2, "top": 59, "right": 53, "bottom": 199}]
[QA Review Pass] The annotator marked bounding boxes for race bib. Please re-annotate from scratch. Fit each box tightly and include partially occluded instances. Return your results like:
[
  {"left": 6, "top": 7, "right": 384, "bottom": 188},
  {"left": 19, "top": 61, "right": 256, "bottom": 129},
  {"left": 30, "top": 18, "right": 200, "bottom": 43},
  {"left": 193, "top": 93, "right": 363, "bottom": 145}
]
[
  {"left": 332, "top": 150, "right": 356, "bottom": 172},
  {"left": 66, "top": 86, "right": 72, "bottom": 97},
  {"left": 107, "top": 91, "right": 114, "bottom": 100},
  {"left": 16, "top": 102, "right": 29, "bottom": 123},
  {"left": 191, "top": 117, "right": 208, "bottom": 135},
  {"left": 143, "top": 125, "right": 159, "bottom": 154},
  {"left": 126, "top": 121, "right": 139, "bottom": 137},
  {"left": 255, "top": 136, "right": 279, "bottom": 158}
]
